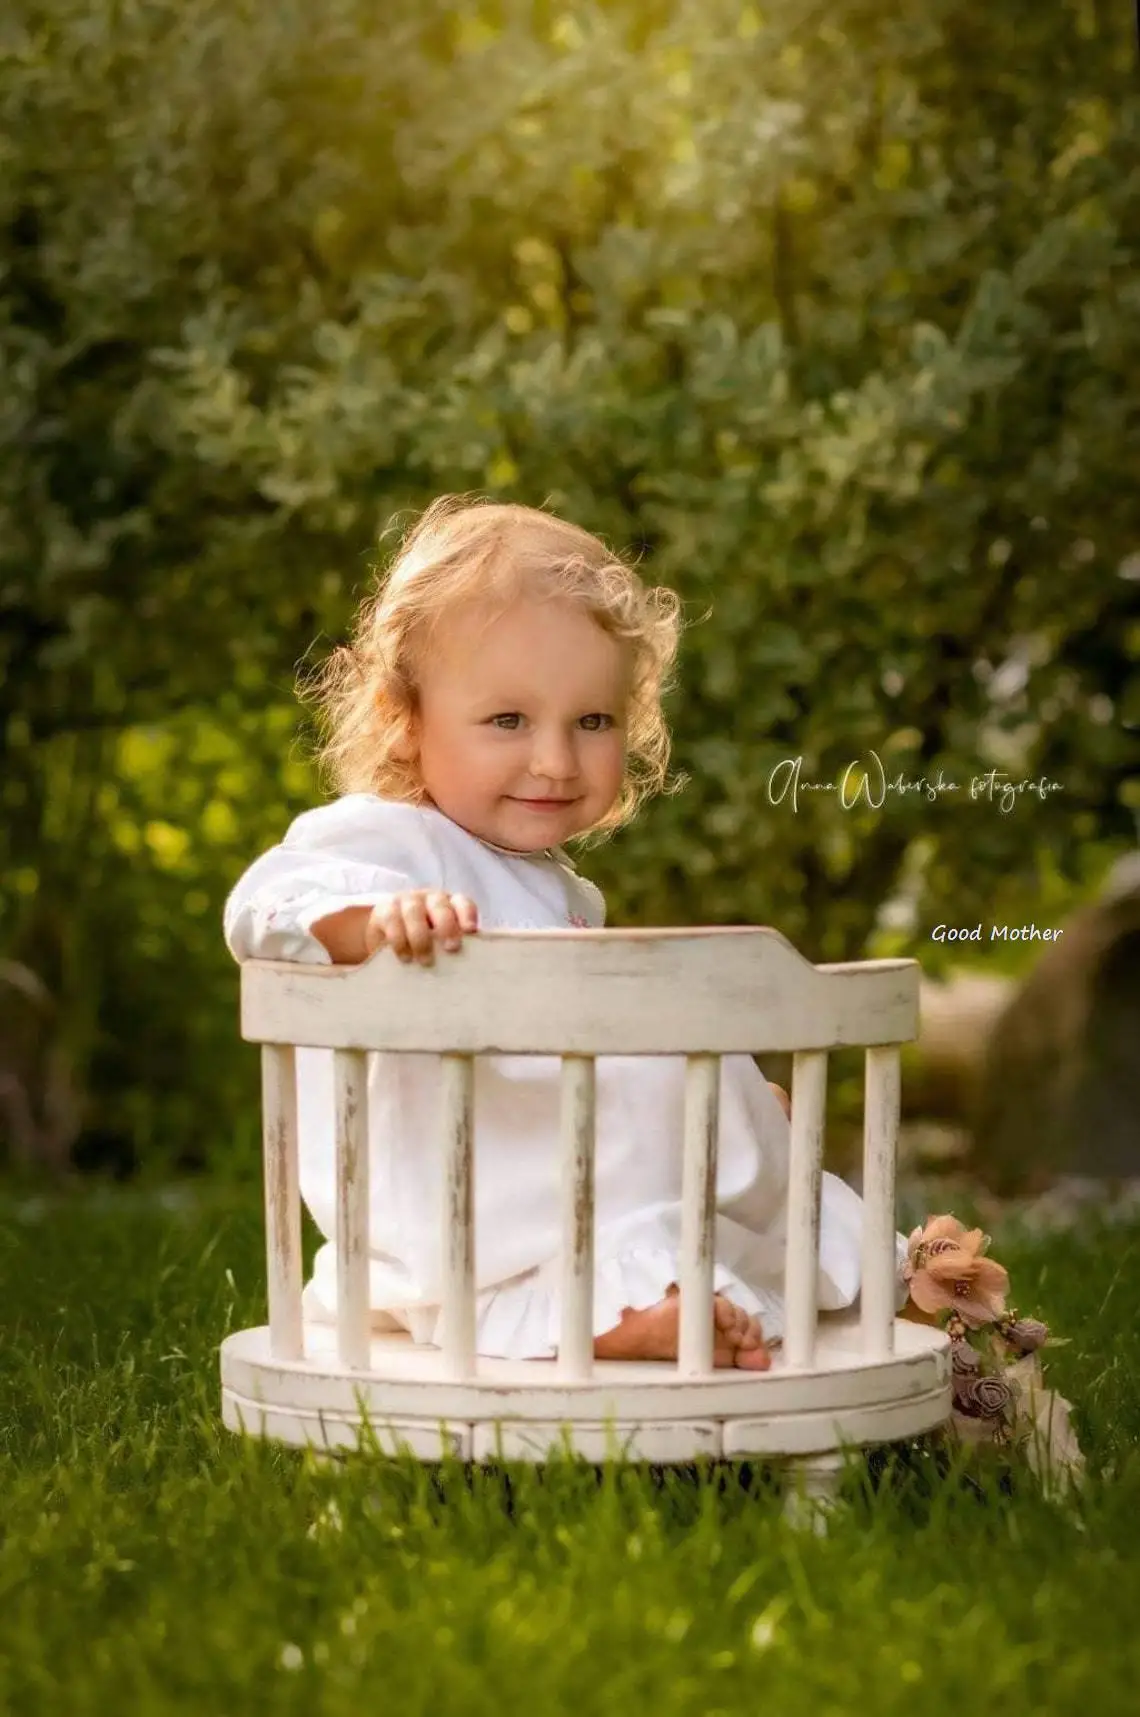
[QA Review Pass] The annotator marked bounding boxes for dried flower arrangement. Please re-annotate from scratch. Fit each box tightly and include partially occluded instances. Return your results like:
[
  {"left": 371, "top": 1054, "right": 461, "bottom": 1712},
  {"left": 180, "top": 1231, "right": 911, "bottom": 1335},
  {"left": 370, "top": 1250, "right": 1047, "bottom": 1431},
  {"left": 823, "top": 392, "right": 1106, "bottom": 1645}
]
[{"left": 900, "top": 1215, "right": 1085, "bottom": 1498}]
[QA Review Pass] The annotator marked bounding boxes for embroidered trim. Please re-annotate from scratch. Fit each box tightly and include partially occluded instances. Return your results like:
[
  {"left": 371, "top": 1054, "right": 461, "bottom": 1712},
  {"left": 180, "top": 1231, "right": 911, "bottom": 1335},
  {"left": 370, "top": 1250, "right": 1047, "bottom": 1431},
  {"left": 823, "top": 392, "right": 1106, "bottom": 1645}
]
[{"left": 476, "top": 836, "right": 559, "bottom": 860}]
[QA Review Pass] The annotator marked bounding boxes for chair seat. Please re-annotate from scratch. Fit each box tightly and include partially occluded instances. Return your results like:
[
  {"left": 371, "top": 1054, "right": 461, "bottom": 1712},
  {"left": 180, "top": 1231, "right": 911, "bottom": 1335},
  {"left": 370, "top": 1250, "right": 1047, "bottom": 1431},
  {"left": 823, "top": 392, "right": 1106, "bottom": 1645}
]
[{"left": 220, "top": 1312, "right": 951, "bottom": 1463}]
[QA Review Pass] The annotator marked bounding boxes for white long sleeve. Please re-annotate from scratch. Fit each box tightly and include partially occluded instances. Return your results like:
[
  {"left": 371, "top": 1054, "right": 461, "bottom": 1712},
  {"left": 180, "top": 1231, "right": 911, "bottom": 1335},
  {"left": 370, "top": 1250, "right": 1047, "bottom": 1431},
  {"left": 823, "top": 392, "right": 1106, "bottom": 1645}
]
[{"left": 222, "top": 795, "right": 444, "bottom": 965}]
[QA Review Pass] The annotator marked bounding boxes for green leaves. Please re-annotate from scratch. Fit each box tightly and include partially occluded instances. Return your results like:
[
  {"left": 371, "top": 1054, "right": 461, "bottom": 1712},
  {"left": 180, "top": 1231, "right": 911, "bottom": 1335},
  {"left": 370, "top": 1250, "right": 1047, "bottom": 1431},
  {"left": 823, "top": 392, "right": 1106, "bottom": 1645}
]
[{"left": 2, "top": 0, "right": 1137, "bottom": 1172}]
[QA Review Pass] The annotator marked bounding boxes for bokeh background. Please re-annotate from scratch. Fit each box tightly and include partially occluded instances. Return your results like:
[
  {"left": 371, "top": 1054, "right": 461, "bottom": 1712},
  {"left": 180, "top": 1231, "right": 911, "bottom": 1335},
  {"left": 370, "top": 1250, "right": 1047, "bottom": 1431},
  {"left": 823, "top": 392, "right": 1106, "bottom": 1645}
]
[{"left": 2, "top": 0, "right": 1136, "bottom": 1192}]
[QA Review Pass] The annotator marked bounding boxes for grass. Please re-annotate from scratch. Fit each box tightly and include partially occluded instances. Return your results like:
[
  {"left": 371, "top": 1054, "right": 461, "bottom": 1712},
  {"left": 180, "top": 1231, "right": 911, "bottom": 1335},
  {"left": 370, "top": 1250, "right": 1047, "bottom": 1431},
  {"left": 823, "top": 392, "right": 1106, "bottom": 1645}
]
[{"left": 3, "top": 1182, "right": 1140, "bottom": 1717}]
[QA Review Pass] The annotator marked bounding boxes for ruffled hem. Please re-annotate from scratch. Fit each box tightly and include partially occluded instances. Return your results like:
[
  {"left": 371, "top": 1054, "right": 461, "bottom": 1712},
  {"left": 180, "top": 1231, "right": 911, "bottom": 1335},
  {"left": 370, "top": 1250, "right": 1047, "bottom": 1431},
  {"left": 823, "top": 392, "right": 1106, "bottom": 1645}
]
[
  {"left": 430, "top": 1249, "right": 787, "bottom": 1359},
  {"left": 300, "top": 1193, "right": 912, "bottom": 1361},
  {"left": 303, "top": 1245, "right": 791, "bottom": 1360}
]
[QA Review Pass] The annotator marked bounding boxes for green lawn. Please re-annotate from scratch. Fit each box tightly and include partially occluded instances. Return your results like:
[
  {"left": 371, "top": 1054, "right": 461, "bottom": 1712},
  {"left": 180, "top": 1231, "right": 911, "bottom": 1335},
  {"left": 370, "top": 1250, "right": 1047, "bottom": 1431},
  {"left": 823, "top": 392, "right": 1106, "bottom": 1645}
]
[{"left": 2, "top": 1182, "right": 1139, "bottom": 1717}]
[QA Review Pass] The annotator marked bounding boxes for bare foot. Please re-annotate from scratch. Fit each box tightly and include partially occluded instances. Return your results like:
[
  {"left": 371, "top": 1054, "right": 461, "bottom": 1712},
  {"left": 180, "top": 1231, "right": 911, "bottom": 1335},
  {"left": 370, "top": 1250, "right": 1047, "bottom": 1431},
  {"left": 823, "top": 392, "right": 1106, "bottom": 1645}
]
[{"left": 593, "top": 1284, "right": 771, "bottom": 1370}]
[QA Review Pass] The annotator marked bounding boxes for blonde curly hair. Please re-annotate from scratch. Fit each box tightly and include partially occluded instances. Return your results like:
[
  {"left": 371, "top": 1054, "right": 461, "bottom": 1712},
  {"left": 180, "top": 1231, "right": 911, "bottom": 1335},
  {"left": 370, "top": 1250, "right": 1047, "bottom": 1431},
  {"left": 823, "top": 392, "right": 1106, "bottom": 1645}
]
[{"left": 301, "top": 496, "right": 688, "bottom": 846}]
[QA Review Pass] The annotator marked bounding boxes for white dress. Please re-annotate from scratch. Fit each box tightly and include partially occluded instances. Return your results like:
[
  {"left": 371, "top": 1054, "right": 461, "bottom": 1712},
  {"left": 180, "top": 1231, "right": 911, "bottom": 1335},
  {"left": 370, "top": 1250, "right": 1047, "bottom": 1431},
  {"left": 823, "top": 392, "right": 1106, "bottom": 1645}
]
[{"left": 223, "top": 794, "right": 896, "bottom": 1357}]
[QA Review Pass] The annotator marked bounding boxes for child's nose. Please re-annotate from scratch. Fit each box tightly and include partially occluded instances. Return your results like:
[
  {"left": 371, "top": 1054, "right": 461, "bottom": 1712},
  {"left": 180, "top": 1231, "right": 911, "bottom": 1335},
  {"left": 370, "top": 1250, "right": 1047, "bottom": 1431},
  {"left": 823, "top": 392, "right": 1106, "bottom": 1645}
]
[{"left": 531, "top": 730, "right": 579, "bottom": 779}]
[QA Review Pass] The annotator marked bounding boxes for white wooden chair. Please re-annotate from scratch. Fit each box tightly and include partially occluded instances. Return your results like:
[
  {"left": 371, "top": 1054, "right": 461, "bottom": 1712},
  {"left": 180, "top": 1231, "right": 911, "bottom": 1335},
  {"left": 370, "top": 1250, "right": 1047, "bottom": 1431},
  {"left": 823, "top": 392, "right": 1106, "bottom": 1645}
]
[{"left": 219, "top": 928, "right": 951, "bottom": 1510}]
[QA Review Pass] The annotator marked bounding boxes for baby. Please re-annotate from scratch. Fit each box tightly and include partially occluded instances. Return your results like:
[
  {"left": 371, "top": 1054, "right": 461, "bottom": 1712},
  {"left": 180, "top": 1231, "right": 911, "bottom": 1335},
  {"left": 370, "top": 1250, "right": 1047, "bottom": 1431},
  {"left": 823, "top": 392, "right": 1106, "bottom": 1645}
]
[{"left": 224, "top": 497, "right": 875, "bottom": 1369}]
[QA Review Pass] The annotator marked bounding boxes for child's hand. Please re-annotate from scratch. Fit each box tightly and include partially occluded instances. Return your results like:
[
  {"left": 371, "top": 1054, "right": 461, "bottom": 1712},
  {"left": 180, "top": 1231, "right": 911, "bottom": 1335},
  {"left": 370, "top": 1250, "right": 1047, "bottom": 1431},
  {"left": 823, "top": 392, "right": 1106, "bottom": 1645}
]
[
  {"left": 768, "top": 1082, "right": 791, "bottom": 1120},
  {"left": 365, "top": 889, "right": 479, "bottom": 966}
]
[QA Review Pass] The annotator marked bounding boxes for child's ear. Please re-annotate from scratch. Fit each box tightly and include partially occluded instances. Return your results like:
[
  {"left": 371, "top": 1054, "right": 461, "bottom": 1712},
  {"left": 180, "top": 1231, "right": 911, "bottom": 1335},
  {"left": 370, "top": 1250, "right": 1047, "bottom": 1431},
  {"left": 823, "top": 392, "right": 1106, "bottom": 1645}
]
[
  {"left": 390, "top": 725, "right": 417, "bottom": 763},
  {"left": 385, "top": 687, "right": 419, "bottom": 763}
]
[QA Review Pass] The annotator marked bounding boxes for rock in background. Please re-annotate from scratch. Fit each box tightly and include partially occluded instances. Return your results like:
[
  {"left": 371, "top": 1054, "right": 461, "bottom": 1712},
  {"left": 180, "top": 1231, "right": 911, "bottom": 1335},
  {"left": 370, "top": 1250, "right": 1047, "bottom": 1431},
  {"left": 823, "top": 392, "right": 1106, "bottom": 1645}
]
[
  {"left": 814, "top": 854, "right": 1140, "bottom": 1193},
  {"left": 967, "top": 853, "right": 1140, "bottom": 1191}
]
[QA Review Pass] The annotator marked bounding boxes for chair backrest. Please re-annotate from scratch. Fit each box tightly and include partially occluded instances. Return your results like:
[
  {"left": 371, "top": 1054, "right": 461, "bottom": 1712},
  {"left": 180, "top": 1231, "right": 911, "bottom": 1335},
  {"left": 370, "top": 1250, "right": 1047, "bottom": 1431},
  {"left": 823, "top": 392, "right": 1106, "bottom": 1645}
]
[{"left": 241, "top": 929, "right": 920, "bottom": 1382}]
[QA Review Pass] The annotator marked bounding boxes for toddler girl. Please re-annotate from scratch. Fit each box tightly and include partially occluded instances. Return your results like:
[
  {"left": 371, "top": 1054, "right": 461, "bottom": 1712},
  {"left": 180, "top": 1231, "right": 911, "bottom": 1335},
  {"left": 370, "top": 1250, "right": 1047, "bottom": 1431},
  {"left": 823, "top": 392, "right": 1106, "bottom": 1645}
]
[{"left": 224, "top": 496, "right": 879, "bottom": 1368}]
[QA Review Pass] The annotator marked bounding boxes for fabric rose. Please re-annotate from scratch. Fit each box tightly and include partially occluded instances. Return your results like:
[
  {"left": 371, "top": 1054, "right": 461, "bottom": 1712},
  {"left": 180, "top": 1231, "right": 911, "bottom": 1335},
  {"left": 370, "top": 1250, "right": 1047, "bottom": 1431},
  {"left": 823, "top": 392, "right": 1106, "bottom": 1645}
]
[
  {"left": 903, "top": 1214, "right": 1009, "bottom": 1328},
  {"left": 953, "top": 1372, "right": 1013, "bottom": 1420},
  {"left": 1002, "top": 1318, "right": 1049, "bottom": 1356},
  {"left": 950, "top": 1339, "right": 981, "bottom": 1375}
]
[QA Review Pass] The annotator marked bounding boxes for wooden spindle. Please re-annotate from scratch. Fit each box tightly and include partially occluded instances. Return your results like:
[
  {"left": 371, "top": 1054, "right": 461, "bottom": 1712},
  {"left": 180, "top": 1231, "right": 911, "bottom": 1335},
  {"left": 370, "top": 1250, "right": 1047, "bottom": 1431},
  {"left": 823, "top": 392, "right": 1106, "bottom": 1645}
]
[
  {"left": 440, "top": 1053, "right": 476, "bottom": 1378},
  {"left": 558, "top": 1055, "right": 597, "bottom": 1380},
  {"left": 334, "top": 1048, "right": 370, "bottom": 1370},
  {"left": 678, "top": 1054, "right": 720, "bottom": 1376},
  {"left": 783, "top": 1050, "right": 828, "bottom": 1369},
  {"left": 861, "top": 1045, "right": 900, "bottom": 1358},
  {"left": 262, "top": 1044, "right": 303, "bottom": 1361}
]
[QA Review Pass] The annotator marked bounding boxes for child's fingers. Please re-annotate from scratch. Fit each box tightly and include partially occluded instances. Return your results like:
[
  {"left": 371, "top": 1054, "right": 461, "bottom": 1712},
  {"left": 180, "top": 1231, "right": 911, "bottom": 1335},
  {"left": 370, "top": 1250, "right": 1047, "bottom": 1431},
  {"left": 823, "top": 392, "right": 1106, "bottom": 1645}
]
[
  {"left": 422, "top": 894, "right": 461, "bottom": 951},
  {"left": 450, "top": 894, "right": 479, "bottom": 933},
  {"left": 426, "top": 892, "right": 479, "bottom": 954},
  {"left": 403, "top": 892, "right": 471, "bottom": 964},
  {"left": 378, "top": 897, "right": 416, "bottom": 962},
  {"left": 437, "top": 893, "right": 479, "bottom": 948},
  {"left": 371, "top": 893, "right": 429, "bottom": 963},
  {"left": 373, "top": 891, "right": 480, "bottom": 964},
  {"left": 397, "top": 893, "right": 439, "bottom": 964}
]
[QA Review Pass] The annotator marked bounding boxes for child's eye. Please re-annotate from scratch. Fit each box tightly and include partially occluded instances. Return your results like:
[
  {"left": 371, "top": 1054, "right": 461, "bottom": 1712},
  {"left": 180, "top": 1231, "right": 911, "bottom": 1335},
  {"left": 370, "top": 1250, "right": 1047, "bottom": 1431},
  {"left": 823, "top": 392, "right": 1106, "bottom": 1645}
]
[{"left": 488, "top": 713, "right": 614, "bottom": 731}]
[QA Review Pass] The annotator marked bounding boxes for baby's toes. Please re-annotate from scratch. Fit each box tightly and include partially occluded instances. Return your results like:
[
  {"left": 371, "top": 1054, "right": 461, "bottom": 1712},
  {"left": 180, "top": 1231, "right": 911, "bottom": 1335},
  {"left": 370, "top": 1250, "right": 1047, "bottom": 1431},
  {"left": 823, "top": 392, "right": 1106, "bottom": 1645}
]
[
  {"left": 713, "top": 1296, "right": 751, "bottom": 1346},
  {"left": 734, "top": 1332, "right": 769, "bottom": 1373},
  {"left": 712, "top": 1294, "right": 736, "bottom": 1334},
  {"left": 736, "top": 1313, "right": 766, "bottom": 1351},
  {"left": 735, "top": 1325, "right": 772, "bottom": 1371}
]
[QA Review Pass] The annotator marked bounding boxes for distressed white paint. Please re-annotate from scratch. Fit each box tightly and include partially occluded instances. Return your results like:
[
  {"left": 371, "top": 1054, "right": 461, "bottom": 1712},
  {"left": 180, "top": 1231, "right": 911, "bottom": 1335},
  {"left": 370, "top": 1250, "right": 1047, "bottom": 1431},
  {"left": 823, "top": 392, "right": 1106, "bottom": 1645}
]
[
  {"left": 261, "top": 1044, "right": 303, "bottom": 1361},
  {"left": 861, "top": 1046, "right": 901, "bottom": 1358},
  {"left": 241, "top": 930, "right": 918, "bottom": 1055},
  {"left": 471, "top": 1418, "right": 723, "bottom": 1464},
  {"left": 722, "top": 1389, "right": 949, "bottom": 1457},
  {"left": 221, "top": 1311, "right": 951, "bottom": 1423},
  {"left": 224, "top": 927, "right": 941, "bottom": 1482},
  {"left": 677, "top": 1055, "right": 719, "bottom": 1376},
  {"left": 220, "top": 1365, "right": 950, "bottom": 1466},
  {"left": 221, "top": 1396, "right": 472, "bottom": 1461},
  {"left": 782, "top": 1050, "right": 828, "bottom": 1369},
  {"left": 558, "top": 1056, "right": 596, "bottom": 1381},
  {"left": 333, "top": 1050, "right": 370, "bottom": 1370},
  {"left": 439, "top": 1054, "right": 476, "bottom": 1378}
]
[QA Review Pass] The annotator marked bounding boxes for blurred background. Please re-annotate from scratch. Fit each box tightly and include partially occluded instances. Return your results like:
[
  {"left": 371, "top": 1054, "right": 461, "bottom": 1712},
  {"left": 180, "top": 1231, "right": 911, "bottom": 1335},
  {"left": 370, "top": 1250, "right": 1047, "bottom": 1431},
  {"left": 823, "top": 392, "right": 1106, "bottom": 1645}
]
[{"left": 1, "top": 0, "right": 1137, "bottom": 1199}]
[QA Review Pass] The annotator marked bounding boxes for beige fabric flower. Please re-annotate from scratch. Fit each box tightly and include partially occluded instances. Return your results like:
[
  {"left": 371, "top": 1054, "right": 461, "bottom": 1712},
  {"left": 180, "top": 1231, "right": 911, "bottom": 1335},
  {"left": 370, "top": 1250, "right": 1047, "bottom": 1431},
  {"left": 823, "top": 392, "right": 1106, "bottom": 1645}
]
[
  {"left": 1006, "top": 1355, "right": 1086, "bottom": 1495},
  {"left": 903, "top": 1214, "right": 1010, "bottom": 1328}
]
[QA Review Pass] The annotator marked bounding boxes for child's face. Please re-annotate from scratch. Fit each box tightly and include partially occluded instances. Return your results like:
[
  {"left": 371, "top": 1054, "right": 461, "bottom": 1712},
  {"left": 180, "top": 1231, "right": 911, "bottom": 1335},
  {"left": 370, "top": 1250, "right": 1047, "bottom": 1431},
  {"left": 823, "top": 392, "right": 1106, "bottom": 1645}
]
[{"left": 407, "top": 597, "right": 630, "bottom": 853}]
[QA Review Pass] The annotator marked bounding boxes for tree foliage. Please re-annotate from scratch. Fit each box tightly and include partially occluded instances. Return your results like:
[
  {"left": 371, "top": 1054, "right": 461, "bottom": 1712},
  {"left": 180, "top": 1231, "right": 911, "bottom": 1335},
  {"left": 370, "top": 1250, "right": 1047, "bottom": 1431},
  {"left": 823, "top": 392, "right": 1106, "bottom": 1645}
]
[{"left": 1, "top": 0, "right": 1136, "bottom": 1172}]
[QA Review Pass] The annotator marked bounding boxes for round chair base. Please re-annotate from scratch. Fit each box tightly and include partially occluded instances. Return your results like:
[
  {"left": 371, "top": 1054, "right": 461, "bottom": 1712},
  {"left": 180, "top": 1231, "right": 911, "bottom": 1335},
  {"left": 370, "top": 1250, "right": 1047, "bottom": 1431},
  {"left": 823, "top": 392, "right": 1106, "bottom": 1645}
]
[{"left": 220, "top": 1312, "right": 951, "bottom": 1464}]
